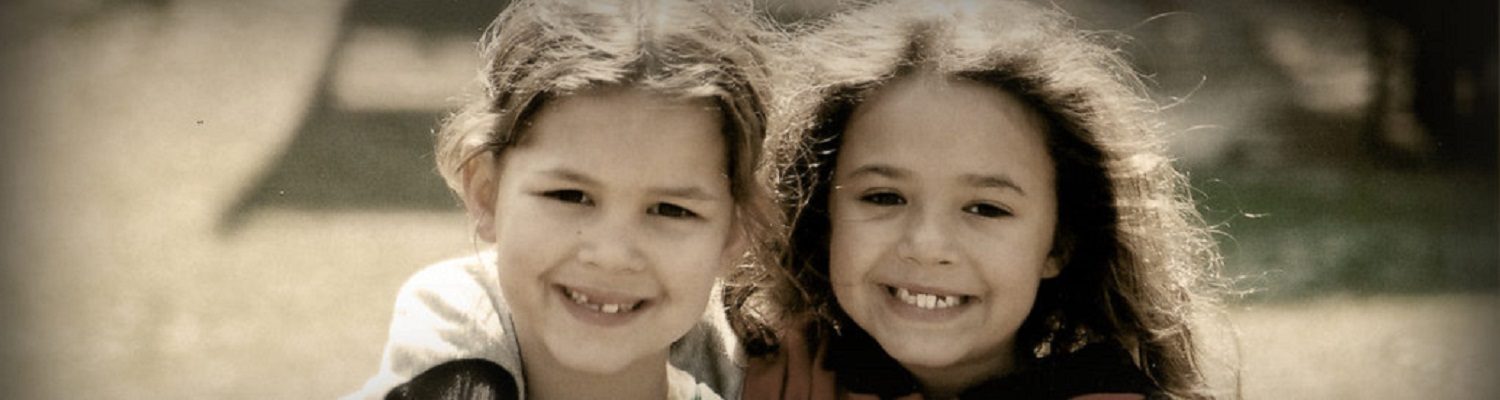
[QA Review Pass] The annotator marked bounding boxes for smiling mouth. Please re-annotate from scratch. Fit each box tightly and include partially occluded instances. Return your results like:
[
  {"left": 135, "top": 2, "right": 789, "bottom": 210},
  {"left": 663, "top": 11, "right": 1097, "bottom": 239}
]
[
  {"left": 561, "top": 286, "right": 645, "bottom": 314},
  {"left": 885, "top": 285, "right": 972, "bottom": 310}
]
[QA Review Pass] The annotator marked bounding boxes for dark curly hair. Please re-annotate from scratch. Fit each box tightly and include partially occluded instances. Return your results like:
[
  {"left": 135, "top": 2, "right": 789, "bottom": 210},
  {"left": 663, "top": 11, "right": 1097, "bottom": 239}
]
[{"left": 750, "top": 0, "right": 1229, "bottom": 398}]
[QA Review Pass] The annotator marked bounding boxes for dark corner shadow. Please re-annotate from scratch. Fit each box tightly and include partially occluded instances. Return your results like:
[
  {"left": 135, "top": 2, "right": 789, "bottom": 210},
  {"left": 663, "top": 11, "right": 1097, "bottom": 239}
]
[{"left": 216, "top": 0, "right": 509, "bottom": 235}]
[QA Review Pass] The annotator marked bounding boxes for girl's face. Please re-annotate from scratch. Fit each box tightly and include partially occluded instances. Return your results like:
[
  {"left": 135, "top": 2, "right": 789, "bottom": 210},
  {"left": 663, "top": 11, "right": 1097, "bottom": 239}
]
[
  {"left": 482, "top": 88, "right": 738, "bottom": 374},
  {"left": 828, "top": 75, "right": 1061, "bottom": 385}
]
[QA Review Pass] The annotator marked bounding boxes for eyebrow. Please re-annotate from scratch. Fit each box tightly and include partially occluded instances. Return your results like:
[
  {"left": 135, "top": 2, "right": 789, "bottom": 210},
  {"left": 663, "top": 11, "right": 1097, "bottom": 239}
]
[
  {"left": 540, "top": 168, "right": 599, "bottom": 186},
  {"left": 844, "top": 164, "right": 1027, "bottom": 196},
  {"left": 650, "top": 186, "right": 721, "bottom": 201},
  {"left": 541, "top": 168, "right": 722, "bottom": 201},
  {"left": 843, "top": 164, "right": 910, "bottom": 181},
  {"left": 963, "top": 174, "right": 1027, "bottom": 196}
]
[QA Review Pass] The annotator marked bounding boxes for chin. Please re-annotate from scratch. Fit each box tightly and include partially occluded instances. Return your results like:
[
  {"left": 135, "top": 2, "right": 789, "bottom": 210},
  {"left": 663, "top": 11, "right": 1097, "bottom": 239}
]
[
  {"left": 867, "top": 327, "right": 962, "bottom": 368},
  {"left": 543, "top": 334, "right": 647, "bottom": 375},
  {"left": 882, "top": 341, "right": 966, "bottom": 370}
]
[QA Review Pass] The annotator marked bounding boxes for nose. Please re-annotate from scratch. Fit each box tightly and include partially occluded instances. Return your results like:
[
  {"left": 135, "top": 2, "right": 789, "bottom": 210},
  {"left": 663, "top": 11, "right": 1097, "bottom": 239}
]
[
  {"left": 897, "top": 204, "right": 956, "bottom": 267},
  {"left": 577, "top": 212, "right": 646, "bottom": 272}
]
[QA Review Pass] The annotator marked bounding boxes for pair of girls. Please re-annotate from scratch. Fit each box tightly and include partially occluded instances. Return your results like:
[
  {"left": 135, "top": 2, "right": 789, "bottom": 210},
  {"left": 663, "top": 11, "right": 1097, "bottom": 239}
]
[{"left": 348, "top": 0, "right": 1225, "bottom": 399}]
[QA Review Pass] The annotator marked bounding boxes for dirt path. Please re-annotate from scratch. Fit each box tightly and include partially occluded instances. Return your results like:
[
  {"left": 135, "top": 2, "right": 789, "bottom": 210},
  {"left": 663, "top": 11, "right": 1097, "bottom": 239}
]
[{"left": 1226, "top": 295, "right": 1498, "bottom": 399}]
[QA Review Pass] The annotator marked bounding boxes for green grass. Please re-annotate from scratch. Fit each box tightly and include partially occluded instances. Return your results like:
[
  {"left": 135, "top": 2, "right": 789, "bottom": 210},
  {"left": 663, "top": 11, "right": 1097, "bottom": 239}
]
[{"left": 1188, "top": 166, "right": 1499, "bottom": 301}]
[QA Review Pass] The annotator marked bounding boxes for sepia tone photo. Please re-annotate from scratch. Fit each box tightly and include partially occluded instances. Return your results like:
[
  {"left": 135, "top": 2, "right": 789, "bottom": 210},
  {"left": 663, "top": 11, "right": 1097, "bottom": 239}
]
[{"left": 0, "top": 0, "right": 1494, "bottom": 398}]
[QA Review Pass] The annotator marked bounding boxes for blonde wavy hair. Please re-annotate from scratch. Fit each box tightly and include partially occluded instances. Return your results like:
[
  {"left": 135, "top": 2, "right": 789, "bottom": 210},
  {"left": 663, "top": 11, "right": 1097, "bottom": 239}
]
[{"left": 755, "top": 0, "right": 1229, "bottom": 398}]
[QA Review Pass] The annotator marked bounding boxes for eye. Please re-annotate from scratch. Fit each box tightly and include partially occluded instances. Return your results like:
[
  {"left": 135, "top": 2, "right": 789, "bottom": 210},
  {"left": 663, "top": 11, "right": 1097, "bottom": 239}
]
[
  {"left": 859, "top": 192, "right": 906, "bottom": 206},
  {"left": 541, "top": 190, "right": 593, "bottom": 205},
  {"left": 963, "top": 202, "right": 1012, "bottom": 218},
  {"left": 648, "top": 202, "right": 700, "bottom": 219}
]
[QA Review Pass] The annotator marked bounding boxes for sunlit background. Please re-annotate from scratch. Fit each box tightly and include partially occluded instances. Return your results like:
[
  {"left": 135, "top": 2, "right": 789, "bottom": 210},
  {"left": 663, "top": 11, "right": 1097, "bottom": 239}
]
[{"left": 0, "top": 0, "right": 1495, "bottom": 398}]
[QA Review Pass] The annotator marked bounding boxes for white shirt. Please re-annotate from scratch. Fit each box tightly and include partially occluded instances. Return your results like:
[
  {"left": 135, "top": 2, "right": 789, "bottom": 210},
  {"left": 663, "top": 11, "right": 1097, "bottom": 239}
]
[{"left": 343, "top": 253, "right": 743, "bottom": 400}]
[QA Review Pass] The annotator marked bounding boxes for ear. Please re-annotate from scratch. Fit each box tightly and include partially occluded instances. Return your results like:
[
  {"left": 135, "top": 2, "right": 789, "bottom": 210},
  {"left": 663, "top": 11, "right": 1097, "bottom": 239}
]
[
  {"left": 1042, "top": 255, "right": 1064, "bottom": 279},
  {"left": 461, "top": 153, "right": 499, "bottom": 243},
  {"left": 1043, "top": 231, "right": 1073, "bottom": 279}
]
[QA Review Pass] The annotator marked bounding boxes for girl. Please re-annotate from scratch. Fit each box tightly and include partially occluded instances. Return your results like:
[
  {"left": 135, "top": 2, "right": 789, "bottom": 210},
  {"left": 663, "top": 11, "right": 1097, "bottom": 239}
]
[
  {"left": 744, "top": 0, "right": 1228, "bottom": 398},
  {"left": 345, "top": 0, "right": 779, "bottom": 399}
]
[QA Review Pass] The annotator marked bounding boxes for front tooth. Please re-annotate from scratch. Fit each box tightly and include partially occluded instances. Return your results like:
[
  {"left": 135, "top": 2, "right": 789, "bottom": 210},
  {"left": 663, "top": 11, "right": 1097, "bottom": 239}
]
[
  {"left": 601, "top": 304, "right": 620, "bottom": 314},
  {"left": 920, "top": 294, "right": 935, "bottom": 309}
]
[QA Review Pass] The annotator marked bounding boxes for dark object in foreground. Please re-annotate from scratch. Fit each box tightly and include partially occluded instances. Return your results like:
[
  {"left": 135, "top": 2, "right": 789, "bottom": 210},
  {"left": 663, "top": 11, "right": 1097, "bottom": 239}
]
[{"left": 385, "top": 359, "right": 519, "bottom": 400}]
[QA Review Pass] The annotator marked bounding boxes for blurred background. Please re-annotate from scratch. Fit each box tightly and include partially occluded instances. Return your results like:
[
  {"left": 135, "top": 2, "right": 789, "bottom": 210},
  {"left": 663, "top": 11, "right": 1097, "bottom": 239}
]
[{"left": 0, "top": 0, "right": 1494, "bottom": 398}]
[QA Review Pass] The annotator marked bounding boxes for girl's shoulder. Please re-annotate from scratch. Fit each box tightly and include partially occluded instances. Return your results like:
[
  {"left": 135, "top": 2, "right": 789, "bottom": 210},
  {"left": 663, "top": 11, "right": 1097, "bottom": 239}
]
[
  {"left": 343, "top": 254, "right": 524, "bottom": 400},
  {"left": 385, "top": 253, "right": 517, "bottom": 364},
  {"left": 669, "top": 363, "right": 727, "bottom": 400},
  {"left": 669, "top": 283, "right": 747, "bottom": 398},
  {"left": 351, "top": 253, "right": 747, "bottom": 400}
]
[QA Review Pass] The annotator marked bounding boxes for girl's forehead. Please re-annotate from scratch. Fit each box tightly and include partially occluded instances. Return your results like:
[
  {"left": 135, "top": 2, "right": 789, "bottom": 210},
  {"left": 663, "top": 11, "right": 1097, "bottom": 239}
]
[
  {"left": 837, "top": 73, "right": 1054, "bottom": 184},
  {"left": 501, "top": 90, "right": 732, "bottom": 188},
  {"left": 849, "top": 74, "right": 1046, "bottom": 140},
  {"left": 518, "top": 88, "right": 719, "bottom": 137},
  {"left": 530, "top": 90, "right": 721, "bottom": 139}
]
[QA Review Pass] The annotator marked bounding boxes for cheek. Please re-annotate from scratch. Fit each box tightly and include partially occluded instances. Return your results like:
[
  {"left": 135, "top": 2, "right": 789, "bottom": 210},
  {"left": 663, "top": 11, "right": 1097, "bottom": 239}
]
[
  {"left": 655, "top": 244, "right": 723, "bottom": 328},
  {"left": 827, "top": 220, "right": 884, "bottom": 288},
  {"left": 494, "top": 212, "right": 553, "bottom": 250},
  {"left": 977, "top": 257, "right": 1050, "bottom": 309},
  {"left": 492, "top": 206, "right": 574, "bottom": 277},
  {"left": 671, "top": 269, "right": 719, "bottom": 306},
  {"left": 666, "top": 230, "right": 727, "bottom": 270},
  {"left": 657, "top": 222, "right": 733, "bottom": 281},
  {"left": 671, "top": 217, "right": 734, "bottom": 255},
  {"left": 826, "top": 220, "right": 857, "bottom": 282},
  {"left": 1015, "top": 222, "right": 1061, "bottom": 278},
  {"left": 493, "top": 222, "right": 551, "bottom": 274}
]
